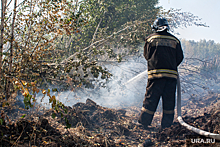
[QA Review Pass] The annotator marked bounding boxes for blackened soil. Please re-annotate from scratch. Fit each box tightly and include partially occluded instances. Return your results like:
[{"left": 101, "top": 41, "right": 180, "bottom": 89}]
[{"left": 0, "top": 94, "right": 220, "bottom": 147}]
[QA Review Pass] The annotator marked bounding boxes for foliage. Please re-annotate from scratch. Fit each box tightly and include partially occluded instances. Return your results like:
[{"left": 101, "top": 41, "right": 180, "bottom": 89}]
[
  {"left": 0, "top": 0, "right": 87, "bottom": 126},
  {"left": 49, "top": 0, "right": 160, "bottom": 90},
  {"left": 50, "top": 4, "right": 210, "bottom": 93},
  {"left": 77, "top": 0, "right": 159, "bottom": 51},
  {"left": 0, "top": 0, "right": 159, "bottom": 128}
]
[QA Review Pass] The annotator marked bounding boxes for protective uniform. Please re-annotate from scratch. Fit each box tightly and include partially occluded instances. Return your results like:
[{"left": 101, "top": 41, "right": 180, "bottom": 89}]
[{"left": 138, "top": 18, "right": 184, "bottom": 128}]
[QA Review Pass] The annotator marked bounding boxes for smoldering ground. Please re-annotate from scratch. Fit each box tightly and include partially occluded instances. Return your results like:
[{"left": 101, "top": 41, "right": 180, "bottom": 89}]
[{"left": 15, "top": 54, "right": 220, "bottom": 114}]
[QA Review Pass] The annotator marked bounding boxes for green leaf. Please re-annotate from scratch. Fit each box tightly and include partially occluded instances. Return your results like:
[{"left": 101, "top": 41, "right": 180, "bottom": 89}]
[
  {"left": 0, "top": 119, "right": 3, "bottom": 125},
  {"left": 55, "top": 105, "right": 59, "bottom": 113},
  {"left": 65, "top": 117, "right": 71, "bottom": 129},
  {"left": 3, "top": 52, "right": 9, "bottom": 56},
  {"left": 21, "top": 114, "right": 26, "bottom": 118},
  {"left": 52, "top": 113, "right": 56, "bottom": 119},
  {"left": 52, "top": 88, "right": 58, "bottom": 92}
]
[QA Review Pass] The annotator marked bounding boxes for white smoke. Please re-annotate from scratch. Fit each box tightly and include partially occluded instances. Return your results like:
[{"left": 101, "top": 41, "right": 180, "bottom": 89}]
[
  {"left": 31, "top": 57, "right": 148, "bottom": 108},
  {"left": 17, "top": 56, "right": 220, "bottom": 110}
]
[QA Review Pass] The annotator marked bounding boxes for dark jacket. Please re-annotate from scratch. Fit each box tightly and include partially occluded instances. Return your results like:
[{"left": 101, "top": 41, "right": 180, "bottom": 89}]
[{"left": 144, "top": 31, "right": 184, "bottom": 80}]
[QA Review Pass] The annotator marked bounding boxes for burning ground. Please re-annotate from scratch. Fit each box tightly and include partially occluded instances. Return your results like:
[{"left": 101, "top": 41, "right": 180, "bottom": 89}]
[{"left": 0, "top": 93, "right": 220, "bottom": 147}]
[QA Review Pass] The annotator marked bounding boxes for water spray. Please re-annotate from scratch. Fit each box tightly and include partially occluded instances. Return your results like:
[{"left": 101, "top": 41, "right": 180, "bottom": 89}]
[
  {"left": 124, "top": 70, "right": 148, "bottom": 85},
  {"left": 125, "top": 69, "right": 220, "bottom": 140}
]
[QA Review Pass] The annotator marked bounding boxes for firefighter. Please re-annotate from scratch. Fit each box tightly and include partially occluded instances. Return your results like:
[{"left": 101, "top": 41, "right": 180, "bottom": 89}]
[{"left": 138, "top": 17, "right": 184, "bottom": 129}]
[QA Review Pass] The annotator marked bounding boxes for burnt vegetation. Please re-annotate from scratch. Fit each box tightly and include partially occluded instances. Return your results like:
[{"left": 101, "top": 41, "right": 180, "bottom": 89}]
[{"left": 0, "top": 94, "right": 220, "bottom": 146}]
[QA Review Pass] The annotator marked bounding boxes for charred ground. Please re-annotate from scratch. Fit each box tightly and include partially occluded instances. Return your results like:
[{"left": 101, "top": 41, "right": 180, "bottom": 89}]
[{"left": 0, "top": 93, "right": 220, "bottom": 147}]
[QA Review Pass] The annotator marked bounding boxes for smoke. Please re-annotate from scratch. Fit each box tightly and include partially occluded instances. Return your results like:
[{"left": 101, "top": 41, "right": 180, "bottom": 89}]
[
  {"left": 21, "top": 57, "right": 148, "bottom": 109},
  {"left": 16, "top": 55, "right": 220, "bottom": 110}
]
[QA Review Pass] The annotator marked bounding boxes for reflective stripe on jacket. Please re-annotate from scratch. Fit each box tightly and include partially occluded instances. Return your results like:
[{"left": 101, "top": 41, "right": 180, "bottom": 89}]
[{"left": 144, "top": 31, "right": 184, "bottom": 80}]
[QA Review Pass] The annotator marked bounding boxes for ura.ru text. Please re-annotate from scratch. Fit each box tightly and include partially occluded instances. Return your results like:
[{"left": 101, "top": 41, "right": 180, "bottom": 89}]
[{"left": 191, "top": 138, "right": 215, "bottom": 144}]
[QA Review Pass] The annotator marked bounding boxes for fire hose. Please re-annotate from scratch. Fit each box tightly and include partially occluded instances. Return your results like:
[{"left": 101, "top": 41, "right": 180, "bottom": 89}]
[
  {"left": 176, "top": 74, "right": 220, "bottom": 140},
  {"left": 125, "top": 69, "right": 220, "bottom": 140}
]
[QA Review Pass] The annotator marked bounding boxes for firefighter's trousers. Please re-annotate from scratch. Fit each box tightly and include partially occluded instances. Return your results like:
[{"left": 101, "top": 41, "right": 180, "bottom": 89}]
[{"left": 138, "top": 78, "right": 177, "bottom": 128}]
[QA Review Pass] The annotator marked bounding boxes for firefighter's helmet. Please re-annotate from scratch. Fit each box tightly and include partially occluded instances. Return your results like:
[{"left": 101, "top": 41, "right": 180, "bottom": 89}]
[{"left": 152, "top": 18, "right": 170, "bottom": 32}]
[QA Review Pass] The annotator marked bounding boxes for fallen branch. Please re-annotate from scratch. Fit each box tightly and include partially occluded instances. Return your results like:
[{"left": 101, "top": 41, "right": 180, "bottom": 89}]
[{"left": 12, "top": 125, "right": 24, "bottom": 146}]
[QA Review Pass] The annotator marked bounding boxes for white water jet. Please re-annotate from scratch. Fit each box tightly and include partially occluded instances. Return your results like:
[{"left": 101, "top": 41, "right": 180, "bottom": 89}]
[{"left": 124, "top": 69, "right": 148, "bottom": 85}]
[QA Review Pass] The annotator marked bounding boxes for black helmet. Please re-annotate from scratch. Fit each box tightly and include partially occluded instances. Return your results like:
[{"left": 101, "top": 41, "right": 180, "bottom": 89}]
[{"left": 152, "top": 17, "right": 170, "bottom": 32}]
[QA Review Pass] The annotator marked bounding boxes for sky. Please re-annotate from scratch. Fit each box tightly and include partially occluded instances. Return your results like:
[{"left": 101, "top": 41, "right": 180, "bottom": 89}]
[{"left": 158, "top": 0, "right": 220, "bottom": 43}]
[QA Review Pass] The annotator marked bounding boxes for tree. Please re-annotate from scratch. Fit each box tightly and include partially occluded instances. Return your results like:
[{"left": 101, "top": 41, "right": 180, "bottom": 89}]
[
  {"left": 47, "top": 0, "right": 159, "bottom": 91},
  {"left": 0, "top": 0, "right": 87, "bottom": 124},
  {"left": 49, "top": 2, "right": 209, "bottom": 91},
  {"left": 62, "top": 0, "right": 159, "bottom": 57},
  {"left": 159, "top": 8, "right": 209, "bottom": 34}
]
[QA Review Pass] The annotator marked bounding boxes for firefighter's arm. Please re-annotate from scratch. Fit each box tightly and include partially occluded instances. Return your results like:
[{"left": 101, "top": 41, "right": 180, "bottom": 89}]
[
  {"left": 143, "top": 40, "right": 150, "bottom": 60},
  {"left": 176, "top": 43, "right": 184, "bottom": 66}
]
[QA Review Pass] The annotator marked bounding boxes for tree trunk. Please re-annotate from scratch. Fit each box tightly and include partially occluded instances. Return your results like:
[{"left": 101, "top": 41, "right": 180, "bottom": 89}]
[
  {"left": 6, "top": 0, "right": 17, "bottom": 100},
  {"left": 0, "top": 0, "right": 6, "bottom": 98}
]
